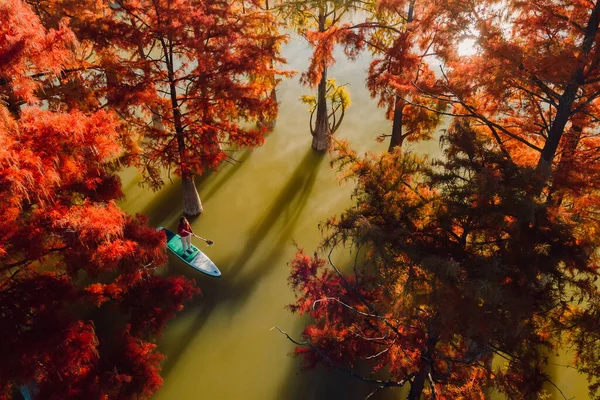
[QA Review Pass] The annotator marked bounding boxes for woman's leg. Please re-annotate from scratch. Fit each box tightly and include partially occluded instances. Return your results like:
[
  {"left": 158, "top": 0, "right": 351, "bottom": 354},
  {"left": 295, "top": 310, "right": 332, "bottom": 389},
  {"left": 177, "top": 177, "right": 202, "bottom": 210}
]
[
  {"left": 184, "top": 235, "right": 192, "bottom": 252},
  {"left": 180, "top": 235, "right": 190, "bottom": 252}
]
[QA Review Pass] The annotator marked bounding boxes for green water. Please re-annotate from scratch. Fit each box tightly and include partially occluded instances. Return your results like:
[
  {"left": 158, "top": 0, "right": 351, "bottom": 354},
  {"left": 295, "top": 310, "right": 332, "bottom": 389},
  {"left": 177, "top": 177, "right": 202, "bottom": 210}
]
[{"left": 118, "top": 35, "right": 587, "bottom": 400}]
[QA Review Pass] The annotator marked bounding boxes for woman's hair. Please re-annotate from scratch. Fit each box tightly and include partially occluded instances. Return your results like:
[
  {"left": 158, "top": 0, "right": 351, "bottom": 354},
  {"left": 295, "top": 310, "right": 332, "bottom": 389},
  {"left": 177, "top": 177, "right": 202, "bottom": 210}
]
[{"left": 179, "top": 216, "right": 187, "bottom": 226}]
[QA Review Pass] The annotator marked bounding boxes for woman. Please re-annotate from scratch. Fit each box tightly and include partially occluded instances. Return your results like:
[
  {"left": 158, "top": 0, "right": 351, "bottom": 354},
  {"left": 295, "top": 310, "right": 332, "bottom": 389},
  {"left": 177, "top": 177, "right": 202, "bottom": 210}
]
[{"left": 178, "top": 216, "right": 194, "bottom": 255}]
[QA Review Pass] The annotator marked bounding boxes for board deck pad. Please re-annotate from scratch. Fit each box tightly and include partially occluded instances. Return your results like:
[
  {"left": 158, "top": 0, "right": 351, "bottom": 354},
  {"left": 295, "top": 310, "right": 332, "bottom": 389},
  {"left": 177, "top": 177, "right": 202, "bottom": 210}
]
[
  {"left": 159, "top": 227, "right": 221, "bottom": 277},
  {"left": 167, "top": 235, "right": 199, "bottom": 259}
]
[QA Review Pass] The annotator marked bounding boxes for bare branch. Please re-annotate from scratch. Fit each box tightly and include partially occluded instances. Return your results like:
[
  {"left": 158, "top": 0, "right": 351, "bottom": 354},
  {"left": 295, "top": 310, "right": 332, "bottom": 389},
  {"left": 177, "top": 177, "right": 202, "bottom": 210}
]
[
  {"left": 435, "top": 67, "right": 543, "bottom": 153},
  {"left": 428, "top": 372, "right": 437, "bottom": 400},
  {"left": 312, "top": 297, "right": 385, "bottom": 319},
  {"left": 365, "top": 347, "right": 389, "bottom": 360},
  {"left": 365, "top": 385, "right": 386, "bottom": 400}
]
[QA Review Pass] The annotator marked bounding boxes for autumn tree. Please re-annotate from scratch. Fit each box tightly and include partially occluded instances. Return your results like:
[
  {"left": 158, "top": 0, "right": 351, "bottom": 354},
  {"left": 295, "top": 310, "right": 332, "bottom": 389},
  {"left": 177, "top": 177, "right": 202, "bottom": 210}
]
[
  {"left": 285, "top": 124, "right": 600, "bottom": 399},
  {"left": 278, "top": 0, "right": 361, "bottom": 151},
  {"left": 300, "top": 78, "right": 350, "bottom": 139},
  {"left": 363, "top": 0, "right": 443, "bottom": 151},
  {"left": 87, "top": 0, "right": 287, "bottom": 215},
  {"left": 29, "top": 0, "right": 288, "bottom": 215},
  {"left": 284, "top": 1, "right": 600, "bottom": 398},
  {"left": 421, "top": 0, "right": 600, "bottom": 190},
  {"left": 0, "top": 2, "right": 198, "bottom": 398}
]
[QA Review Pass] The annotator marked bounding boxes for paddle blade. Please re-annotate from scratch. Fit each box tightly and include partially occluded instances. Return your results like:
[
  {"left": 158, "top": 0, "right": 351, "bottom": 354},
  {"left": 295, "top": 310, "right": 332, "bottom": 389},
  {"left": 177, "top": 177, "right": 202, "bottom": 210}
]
[{"left": 207, "top": 240, "right": 214, "bottom": 245}]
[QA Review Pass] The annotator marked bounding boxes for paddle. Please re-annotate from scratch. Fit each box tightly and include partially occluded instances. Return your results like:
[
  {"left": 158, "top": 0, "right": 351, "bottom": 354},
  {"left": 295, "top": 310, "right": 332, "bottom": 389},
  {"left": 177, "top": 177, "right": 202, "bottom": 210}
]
[{"left": 184, "top": 230, "right": 213, "bottom": 245}]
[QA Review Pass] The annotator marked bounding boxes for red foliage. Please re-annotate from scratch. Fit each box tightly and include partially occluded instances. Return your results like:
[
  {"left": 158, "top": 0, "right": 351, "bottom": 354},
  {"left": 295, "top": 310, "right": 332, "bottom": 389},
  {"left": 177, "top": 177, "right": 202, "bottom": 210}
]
[
  {"left": 433, "top": 0, "right": 600, "bottom": 178},
  {"left": 0, "top": 3, "right": 199, "bottom": 398},
  {"left": 121, "top": 276, "right": 200, "bottom": 337},
  {"left": 0, "top": 0, "right": 75, "bottom": 104}
]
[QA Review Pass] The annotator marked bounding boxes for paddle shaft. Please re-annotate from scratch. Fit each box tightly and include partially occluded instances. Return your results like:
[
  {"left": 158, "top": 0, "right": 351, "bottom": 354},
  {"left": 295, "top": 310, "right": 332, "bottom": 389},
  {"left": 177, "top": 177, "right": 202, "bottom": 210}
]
[{"left": 183, "top": 230, "right": 213, "bottom": 245}]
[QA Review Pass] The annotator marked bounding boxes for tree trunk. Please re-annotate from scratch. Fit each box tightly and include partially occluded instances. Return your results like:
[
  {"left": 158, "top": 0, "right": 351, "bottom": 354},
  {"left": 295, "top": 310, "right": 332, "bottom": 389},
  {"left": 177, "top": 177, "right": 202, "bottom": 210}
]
[
  {"left": 6, "top": 92, "right": 21, "bottom": 118},
  {"left": 182, "top": 174, "right": 203, "bottom": 216},
  {"left": 388, "top": 95, "right": 405, "bottom": 151},
  {"left": 269, "top": 88, "right": 278, "bottom": 129},
  {"left": 547, "top": 124, "right": 582, "bottom": 206},
  {"left": 162, "top": 37, "right": 204, "bottom": 215},
  {"left": 535, "top": 83, "right": 580, "bottom": 183},
  {"left": 257, "top": 88, "right": 277, "bottom": 130},
  {"left": 407, "top": 336, "right": 437, "bottom": 400},
  {"left": 534, "top": 0, "right": 600, "bottom": 188},
  {"left": 388, "top": 1, "right": 413, "bottom": 152},
  {"left": 312, "top": 64, "right": 329, "bottom": 151},
  {"left": 312, "top": 9, "right": 329, "bottom": 152}
]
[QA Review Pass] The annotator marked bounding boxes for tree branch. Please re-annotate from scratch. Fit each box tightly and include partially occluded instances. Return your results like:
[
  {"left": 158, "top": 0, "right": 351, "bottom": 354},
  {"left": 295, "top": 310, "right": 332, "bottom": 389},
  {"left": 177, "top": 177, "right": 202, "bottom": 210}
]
[{"left": 271, "top": 325, "right": 413, "bottom": 390}]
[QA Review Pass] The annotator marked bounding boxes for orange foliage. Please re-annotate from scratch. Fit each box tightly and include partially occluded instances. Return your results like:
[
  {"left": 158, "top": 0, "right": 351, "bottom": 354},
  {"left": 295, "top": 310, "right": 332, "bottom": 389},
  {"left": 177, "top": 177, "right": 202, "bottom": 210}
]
[
  {"left": 0, "top": 0, "right": 75, "bottom": 104},
  {"left": 69, "top": 0, "right": 291, "bottom": 187},
  {"left": 0, "top": 3, "right": 199, "bottom": 398},
  {"left": 288, "top": 121, "right": 600, "bottom": 398}
]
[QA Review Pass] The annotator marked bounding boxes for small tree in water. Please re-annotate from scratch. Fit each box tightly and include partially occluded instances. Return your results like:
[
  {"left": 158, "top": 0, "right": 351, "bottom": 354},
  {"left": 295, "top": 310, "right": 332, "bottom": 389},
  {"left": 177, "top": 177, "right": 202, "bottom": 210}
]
[
  {"left": 278, "top": 0, "right": 361, "bottom": 151},
  {"left": 300, "top": 79, "right": 350, "bottom": 142}
]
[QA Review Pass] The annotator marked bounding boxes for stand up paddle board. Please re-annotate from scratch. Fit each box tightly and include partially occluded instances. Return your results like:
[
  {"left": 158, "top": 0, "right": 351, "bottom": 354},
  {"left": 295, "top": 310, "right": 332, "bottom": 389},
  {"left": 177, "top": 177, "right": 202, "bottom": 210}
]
[{"left": 157, "top": 227, "right": 221, "bottom": 277}]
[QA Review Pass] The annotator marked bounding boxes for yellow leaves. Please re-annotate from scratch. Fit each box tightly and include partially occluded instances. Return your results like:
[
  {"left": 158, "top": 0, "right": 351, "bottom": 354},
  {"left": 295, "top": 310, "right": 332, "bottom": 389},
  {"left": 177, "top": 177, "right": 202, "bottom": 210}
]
[
  {"left": 299, "top": 94, "right": 317, "bottom": 112},
  {"left": 328, "top": 78, "right": 351, "bottom": 109},
  {"left": 301, "top": 78, "right": 351, "bottom": 136},
  {"left": 533, "top": 243, "right": 551, "bottom": 256}
]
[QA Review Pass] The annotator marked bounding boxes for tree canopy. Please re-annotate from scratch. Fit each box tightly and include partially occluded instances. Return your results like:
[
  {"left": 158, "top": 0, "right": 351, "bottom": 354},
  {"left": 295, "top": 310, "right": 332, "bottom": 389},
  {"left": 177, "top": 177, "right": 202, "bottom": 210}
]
[
  {"left": 26, "top": 0, "right": 290, "bottom": 215},
  {"left": 0, "top": 2, "right": 198, "bottom": 398},
  {"left": 286, "top": 0, "right": 600, "bottom": 399}
]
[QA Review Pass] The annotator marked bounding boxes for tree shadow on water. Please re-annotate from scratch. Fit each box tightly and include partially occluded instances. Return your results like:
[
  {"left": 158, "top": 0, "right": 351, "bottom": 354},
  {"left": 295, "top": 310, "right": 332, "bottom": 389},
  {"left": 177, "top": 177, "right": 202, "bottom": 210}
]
[
  {"left": 199, "top": 148, "right": 252, "bottom": 204},
  {"left": 278, "top": 356, "right": 405, "bottom": 400},
  {"left": 157, "top": 268, "right": 226, "bottom": 378},
  {"left": 225, "top": 148, "right": 325, "bottom": 277},
  {"left": 121, "top": 170, "right": 143, "bottom": 194},
  {"left": 123, "top": 149, "right": 252, "bottom": 226},
  {"left": 211, "top": 148, "right": 325, "bottom": 314},
  {"left": 140, "top": 180, "right": 183, "bottom": 227},
  {"left": 158, "top": 148, "right": 325, "bottom": 381}
]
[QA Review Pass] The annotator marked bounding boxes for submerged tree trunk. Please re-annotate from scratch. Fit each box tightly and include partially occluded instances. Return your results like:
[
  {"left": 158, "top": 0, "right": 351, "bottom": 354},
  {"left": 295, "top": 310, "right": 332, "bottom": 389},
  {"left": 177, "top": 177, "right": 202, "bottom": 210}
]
[
  {"left": 388, "top": 95, "right": 405, "bottom": 151},
  {"left": 312, "top": 64, "right": 329, "bottom": 151},
  {"left": 182, "top": 174, "right": 203, "bottom": 215}
]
